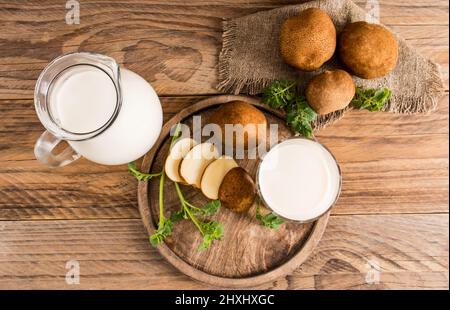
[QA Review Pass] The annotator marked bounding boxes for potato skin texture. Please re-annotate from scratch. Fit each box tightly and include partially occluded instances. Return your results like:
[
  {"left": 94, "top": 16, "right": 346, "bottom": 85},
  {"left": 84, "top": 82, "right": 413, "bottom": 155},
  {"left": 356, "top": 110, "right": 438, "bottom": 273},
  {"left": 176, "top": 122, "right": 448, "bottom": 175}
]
[
  {"left": 209, "top": 101, "right": 267, "bottom": 150},
  {"left": 218, "top": 167, "right": 256, "bottom": 213},
  {"left": 339, "top": 22, "right": 398, "bottom": 79},
  {"left": 280, "top": 8, "right": 336, "bottom": 71},
  {"left": 306, "top": 70, "right": 355, "bottom": 115}
]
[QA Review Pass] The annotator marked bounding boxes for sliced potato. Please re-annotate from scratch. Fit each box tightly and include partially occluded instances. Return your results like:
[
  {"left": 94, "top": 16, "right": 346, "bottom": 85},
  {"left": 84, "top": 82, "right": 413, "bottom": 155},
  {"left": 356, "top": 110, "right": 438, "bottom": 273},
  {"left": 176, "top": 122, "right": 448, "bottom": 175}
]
[
  {"left": 200, "top": 156, "right": 238, "bottom": 200},
  {"left": 165, "top": 138, "right": 198, "bottom": 183},
  {"left": 179, "top": 142, "right": 219, "bottom": 188}
]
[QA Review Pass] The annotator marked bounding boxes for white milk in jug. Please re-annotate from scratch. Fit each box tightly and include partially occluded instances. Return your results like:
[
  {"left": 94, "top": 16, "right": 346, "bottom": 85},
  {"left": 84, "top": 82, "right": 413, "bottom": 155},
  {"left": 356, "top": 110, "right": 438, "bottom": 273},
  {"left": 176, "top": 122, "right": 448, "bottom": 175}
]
[{"left": 48, "top": 65, "right": 162, "bottom": 165}]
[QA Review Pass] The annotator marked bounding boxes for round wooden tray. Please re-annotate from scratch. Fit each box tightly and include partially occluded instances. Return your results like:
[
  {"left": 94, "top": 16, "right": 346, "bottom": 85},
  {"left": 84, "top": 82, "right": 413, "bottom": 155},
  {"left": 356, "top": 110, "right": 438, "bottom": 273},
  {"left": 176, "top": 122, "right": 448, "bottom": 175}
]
[{"left": 137, "top": 95, "right": 330, "bottom": 288}]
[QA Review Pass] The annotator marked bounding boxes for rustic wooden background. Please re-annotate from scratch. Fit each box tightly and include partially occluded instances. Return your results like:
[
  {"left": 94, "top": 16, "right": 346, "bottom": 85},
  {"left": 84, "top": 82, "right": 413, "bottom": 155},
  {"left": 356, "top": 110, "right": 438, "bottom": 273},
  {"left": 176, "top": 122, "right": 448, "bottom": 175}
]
[{"left": 0, "top": 0, "right": 448, "bottom": 289}]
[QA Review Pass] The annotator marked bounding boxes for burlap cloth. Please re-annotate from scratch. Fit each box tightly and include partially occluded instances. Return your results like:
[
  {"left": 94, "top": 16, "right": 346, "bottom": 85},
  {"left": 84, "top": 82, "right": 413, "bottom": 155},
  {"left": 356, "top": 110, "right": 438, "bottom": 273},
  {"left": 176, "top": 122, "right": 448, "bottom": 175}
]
[{"left": 217, "top": 0, "right": 445, "bottom": 129}]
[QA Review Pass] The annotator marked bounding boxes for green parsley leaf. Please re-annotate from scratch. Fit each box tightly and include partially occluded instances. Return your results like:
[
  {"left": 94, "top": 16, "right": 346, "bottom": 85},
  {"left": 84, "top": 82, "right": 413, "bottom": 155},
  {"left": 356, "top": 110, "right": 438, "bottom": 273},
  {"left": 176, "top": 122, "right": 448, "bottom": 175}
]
[
  {"left": 170, "top": 209, "right": 187, "bottom": 222},
  {"left": 351, "top": 87, "right": 392, "bottom": 112},
  {"left": 286, "top": 96, "right": 317, "bottom": 138},
  {"left": 261, "top": 80, "right": 317, "bottom": 138},
  {"left": 128, "top": 162, "right": 162, "bottom": 181},
  {"left": 256, "top": 203, "right": 284, "bottom": 230},
  {"left": 170, "top": 123, "right": 183, "bottom": 146},
  {"left": 192, "top": 200, "right": 221, "bottom": 217},
  {"left": 197, "top": 221, "right": 224, "bottom": 251},
  {"left": 262, "top": 80, "right": 297, "bottom": 109},
  {"left": 173, "top": 183, "right": 224, "bottom": 251},
  {"left": 149, "top": 217, "right": 173, "bottom": 247}
]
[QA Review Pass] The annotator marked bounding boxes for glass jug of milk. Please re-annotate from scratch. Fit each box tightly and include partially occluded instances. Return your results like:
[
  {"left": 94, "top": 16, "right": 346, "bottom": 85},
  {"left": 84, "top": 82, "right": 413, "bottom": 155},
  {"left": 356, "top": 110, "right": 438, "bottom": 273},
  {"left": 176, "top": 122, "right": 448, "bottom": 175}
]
[{"left": 34, "top": 52, "right": 162, "bottom": 167}]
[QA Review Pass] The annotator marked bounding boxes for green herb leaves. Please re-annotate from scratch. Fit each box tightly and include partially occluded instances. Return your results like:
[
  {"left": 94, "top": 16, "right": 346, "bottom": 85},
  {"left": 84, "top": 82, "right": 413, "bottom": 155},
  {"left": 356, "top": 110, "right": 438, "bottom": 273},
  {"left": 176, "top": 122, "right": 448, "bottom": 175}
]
[
  {"left": 129, "top": 163, "right": 173, "bottom": 246},
  {"left": 351, "top": 87, "right": 392, "bottom": 112},
  {"left": 130, "top": 163, "right": 223, "bottom": 251},
  {"left": 149, "top": 217, "right": 173, "bottom": 246},
  {"left": 129, "top": 122, "right": 223, "bottom": 251},
  {"left": 170, "top": 122, "right": 182, "bottom": 146},
  {"left": 286, "top": 96, "right": 317, "bottom": 138},
  {"left": 174, "top": 183, "right": 223, "bottom": 251},
  {"left": 193, "top": 200, "right": 221, "bottom": 217},
  {"left": 198, "top": 221, "right": 224, "bottom": 251},
  {"left": 256, "top": 200, "right": 284, "bottom": 230},
  {"left": 262, "top": 80, "right": 317, "bottom": 138},
  {"left": 128, "top": 162, "right": 162, "bottom": 181},
  {"left": 262, "top": 80, "right": 296, "bottom": 109}
]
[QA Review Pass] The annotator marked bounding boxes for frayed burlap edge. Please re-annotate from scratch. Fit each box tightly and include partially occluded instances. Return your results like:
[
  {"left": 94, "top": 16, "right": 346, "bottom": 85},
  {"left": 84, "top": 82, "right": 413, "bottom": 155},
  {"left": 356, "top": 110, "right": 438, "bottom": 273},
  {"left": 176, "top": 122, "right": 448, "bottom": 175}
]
[{"left": 383, "top": 60, "right": 444, "bottom": 114}]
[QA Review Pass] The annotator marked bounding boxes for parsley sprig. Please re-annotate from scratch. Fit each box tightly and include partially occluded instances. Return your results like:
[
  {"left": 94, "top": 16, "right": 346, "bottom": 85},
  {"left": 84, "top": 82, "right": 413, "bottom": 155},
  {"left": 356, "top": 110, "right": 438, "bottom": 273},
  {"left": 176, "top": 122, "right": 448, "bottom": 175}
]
[
  {"left": 256, "top": 199, "right": 284, "bottom": 230},
  {"left": 138, "top": 124, "right": 184, "bottom": 247},
  {"left": 129, "top": 123, "right": 223, "bottom": 251},
  {"left": 351, "top": 87, "right": 392, "bottom": 112},
  {"left": 262, "top": 80, "right": 317, "bottom": 138},
  {"left": 286, "top": 96, "right": 317, "bottom": 138},
  {"left": 174, "top": 183, "right": 223, "bottom": 251},
  {"left": 128, "top": 162, "right": 162, "bottom": 181},
  {"left": 149, "top": 169, "right": 173, "bottom": 246},
  {"left": 262, "top": 80, "right": 296, "bottom": 109}
]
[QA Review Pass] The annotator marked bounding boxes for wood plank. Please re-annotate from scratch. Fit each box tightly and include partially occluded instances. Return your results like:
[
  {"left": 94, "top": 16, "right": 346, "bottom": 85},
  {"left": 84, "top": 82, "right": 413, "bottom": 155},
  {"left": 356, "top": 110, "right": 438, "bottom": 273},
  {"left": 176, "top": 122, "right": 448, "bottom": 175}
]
[
  {"left": 0, "top": 0, "right": 448, "bottom": 99},
  {"left": 0, "top": 0, "right": 447, "bottom": 291},
  {"left": 0, "top": 95, "right": 448, "bottom": 220},
  {"left": 1, "top": 95, "right": 448, "bottom": 145},
  {"left": 0, "top": 214, "right": 447, "bottom": 289}
]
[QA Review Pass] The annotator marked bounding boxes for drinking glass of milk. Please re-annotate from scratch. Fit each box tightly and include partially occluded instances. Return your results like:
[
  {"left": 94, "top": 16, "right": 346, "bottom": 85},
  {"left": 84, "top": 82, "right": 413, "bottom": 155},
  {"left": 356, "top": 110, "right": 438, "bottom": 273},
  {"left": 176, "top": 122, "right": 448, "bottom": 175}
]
[
  {"left": 257, "top": 138, "right": 341, "bottom": 223},
  {"left": 34, "top": 52, "right": 162, "bottom": 167}
]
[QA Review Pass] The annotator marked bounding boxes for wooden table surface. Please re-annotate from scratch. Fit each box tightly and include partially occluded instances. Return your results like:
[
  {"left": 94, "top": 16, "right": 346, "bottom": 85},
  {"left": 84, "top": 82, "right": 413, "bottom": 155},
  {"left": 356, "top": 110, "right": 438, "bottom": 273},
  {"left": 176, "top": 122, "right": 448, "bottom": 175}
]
[{"left": 0, "top": 0, "right": 448, "bottom": 290}]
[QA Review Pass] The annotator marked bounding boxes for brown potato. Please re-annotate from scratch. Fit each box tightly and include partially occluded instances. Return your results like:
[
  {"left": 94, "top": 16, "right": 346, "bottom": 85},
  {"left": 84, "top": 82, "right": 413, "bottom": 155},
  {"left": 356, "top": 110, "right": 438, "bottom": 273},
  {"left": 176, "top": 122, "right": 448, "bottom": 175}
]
[
  {"left": 306, "top": 70, "right": 355, "bottom": 115},
  {"left": 280, "top": 8, "right": 336, "bottom": 71},
  {"left": 209, "top": 101, "right": 267, "bottom": 150},
  {"left": 339, "top": 21, "right": 399, "bottom": 79},
  {"left": 218, "top": 167, "right": 256, "bottom": 213}
]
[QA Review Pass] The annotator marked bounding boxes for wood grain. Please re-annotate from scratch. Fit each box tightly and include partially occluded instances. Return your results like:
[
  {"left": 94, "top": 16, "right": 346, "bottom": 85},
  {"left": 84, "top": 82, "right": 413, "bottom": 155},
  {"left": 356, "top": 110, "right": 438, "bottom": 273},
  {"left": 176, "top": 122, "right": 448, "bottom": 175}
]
[
  {"left": 1, "top": 95, "right": 447, "bottom": 220},
  {"left": 0, "top": 0, "right": 448, "bottom": 290},
  {"left": 0, "top": 0, "right": 448, "bottom": 99},
  {"left": 0, "top": 214, "right": 446, "bottom": 289}
]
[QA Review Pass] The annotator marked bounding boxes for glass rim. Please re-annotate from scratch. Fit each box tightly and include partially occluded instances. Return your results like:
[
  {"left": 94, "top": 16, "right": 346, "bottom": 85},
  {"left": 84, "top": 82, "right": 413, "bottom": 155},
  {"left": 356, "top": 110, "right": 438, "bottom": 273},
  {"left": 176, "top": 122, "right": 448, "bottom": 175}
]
[
  {"left": 255, "top": 136, "right": 342, "bottom": 224},
  {"left": 34, "top": 52, "right": 122, "bottom": 141}
]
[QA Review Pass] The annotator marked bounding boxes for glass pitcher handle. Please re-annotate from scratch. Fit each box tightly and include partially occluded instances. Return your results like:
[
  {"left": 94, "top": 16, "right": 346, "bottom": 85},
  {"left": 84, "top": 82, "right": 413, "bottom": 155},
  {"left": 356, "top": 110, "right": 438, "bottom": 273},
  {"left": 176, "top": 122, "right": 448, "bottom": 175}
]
[{"left": 34, "top": 131, "right": 81, "bottom": 168}]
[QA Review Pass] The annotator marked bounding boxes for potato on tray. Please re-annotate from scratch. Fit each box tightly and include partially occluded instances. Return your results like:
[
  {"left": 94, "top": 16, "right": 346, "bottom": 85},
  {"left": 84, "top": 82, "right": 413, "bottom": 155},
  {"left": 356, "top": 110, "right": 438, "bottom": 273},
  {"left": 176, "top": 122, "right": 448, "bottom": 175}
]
[
  {"left": 165, "top": 138, "right": 198, "bottom": 183},
  {"left": 179, "top": 142, "right": 219, "bottom": 188},
  {"left": 209, "top": 100, "right": 267, "bottom": 150},
  {"left": 219, "top": 167, "right": 256, "bottom": 214},
  {"left": 200, "top": 156, "right": 238, "bottom": 200}
]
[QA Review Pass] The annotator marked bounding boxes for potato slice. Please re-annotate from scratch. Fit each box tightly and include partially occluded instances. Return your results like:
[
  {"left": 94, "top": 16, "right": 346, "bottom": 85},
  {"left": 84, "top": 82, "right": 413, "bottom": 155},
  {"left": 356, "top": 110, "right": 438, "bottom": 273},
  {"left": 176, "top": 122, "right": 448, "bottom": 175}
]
[
  {"left": 179, "top": 143, "right": 219, "bottom": 188},
  {"left": 165, "top": 138, "right": 198, "bottom": 183},
  {"left": 200, "top": 156, "right": 238, "bottom": 200},
  {"left": 219, "top": 167, "right": 256, "bottom": 213}
]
